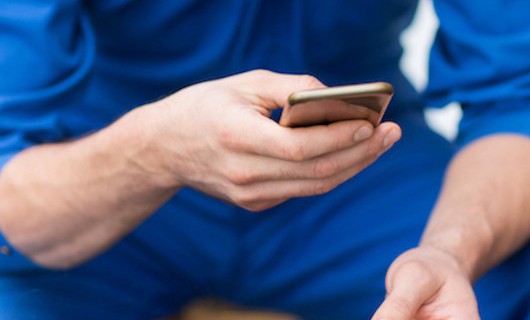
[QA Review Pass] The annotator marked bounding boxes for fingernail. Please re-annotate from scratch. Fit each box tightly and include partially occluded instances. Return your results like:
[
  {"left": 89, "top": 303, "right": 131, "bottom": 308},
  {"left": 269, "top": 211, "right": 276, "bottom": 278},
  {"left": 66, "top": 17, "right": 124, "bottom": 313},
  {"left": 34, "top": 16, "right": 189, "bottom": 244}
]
[
  {"left": 354, "top": 126, "right": 373, "bottom": 142},
  {"left": 383, "top": 129, "right": 400, "bottom": 148}
]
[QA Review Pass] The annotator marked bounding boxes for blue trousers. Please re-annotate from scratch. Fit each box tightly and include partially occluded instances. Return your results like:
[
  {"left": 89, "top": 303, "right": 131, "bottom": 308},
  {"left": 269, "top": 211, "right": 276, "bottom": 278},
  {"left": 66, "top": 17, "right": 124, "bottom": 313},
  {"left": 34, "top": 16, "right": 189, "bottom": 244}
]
[{"left": 1, "top": 114, "right": 528, "bottom": 319}]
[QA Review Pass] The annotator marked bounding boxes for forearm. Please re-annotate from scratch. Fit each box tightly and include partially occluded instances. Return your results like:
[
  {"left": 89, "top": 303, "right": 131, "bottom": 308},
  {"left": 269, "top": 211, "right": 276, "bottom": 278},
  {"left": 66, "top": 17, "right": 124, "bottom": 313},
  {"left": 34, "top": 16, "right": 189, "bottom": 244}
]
[
  {"left": 0, "top": 70, "right": 399, "bottom": 270},
  {"left": 420, "top": 134, "right": 530, "bottom": 281},
  {"left": 0, "top": 106, "right": 179, "bottom": 269}
]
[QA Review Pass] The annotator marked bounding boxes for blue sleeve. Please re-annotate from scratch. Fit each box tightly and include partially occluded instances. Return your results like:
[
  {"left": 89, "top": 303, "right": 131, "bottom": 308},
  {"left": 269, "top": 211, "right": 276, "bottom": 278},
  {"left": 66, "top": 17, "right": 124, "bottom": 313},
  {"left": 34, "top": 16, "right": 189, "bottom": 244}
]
[
  {"left": 426, "top": 0, "right": 530, "bottom": 146},
  {"left": 0, "top": 0, "right": 95, "bottom": 271}
]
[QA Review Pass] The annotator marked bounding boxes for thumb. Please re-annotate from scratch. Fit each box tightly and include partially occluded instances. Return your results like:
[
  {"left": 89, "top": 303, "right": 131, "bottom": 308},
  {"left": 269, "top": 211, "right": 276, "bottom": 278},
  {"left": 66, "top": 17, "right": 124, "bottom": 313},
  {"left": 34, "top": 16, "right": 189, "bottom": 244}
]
[
  {"left": 371, "top": 261, "right": 442, "bottom": 320},
  {"left": 226, "top": 69, "right": 326, "bottom": 110}
]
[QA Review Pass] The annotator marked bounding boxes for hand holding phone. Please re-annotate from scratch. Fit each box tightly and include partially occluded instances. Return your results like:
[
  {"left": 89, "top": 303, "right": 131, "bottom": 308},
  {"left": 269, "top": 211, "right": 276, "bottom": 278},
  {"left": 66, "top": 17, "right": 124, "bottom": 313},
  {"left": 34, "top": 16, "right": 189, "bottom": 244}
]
[{"left": 279, "top": 82, "right": 393, "bottom": 127}]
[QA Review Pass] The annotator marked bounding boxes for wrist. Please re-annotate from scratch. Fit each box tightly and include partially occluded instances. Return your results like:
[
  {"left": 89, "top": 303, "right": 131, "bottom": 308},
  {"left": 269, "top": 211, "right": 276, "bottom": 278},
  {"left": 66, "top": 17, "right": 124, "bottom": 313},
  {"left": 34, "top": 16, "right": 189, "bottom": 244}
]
[
  {"left": 392, "top": 246, "right": 471, "bottom": 284},
  {"left": 418, "top": 243, "right": 474, "bottom": 281},
  {"left": 419, "top": 213, "right": 494, "bottom": 282},
  {"left": 102, "top": 104, "right": 184, "bottom": 191}
]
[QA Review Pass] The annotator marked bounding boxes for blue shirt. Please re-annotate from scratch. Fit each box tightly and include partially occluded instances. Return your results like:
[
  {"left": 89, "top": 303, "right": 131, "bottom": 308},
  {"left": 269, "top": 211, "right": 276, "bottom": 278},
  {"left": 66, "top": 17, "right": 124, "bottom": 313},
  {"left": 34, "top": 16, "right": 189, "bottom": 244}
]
[
  {"left": 1, "top": 1, "right": 530, "bottom": 318},
  {"left": 2, "top": 0, "right": 530, "bottom": 165},
  {"left": 1, "top": 0, "right": 530, "bottom": 168}
]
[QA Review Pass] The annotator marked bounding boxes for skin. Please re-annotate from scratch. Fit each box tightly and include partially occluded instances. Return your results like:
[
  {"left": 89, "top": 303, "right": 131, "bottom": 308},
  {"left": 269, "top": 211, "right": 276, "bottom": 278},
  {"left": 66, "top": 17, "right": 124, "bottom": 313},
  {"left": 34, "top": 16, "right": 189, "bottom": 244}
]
[
  {"left": 1, "top": 70, "right": 528, "bottom": 319},
  {"left": 178, "top": 135, "right": 530, "bottom": 320},
  {"left": 372, "top": 135, "right": 530, "bottom": 320},
  {"left": 0, "top": 70, "right": 401, "bottom": 269}
]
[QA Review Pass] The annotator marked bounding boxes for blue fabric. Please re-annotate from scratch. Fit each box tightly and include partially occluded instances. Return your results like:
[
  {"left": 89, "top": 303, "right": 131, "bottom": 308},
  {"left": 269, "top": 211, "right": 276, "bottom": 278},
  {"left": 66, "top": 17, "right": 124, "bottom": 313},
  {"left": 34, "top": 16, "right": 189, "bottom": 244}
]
[
  {"left": 0, "top": 0, "right": 529, "bottom": 319},
  {"left": 427, "top": 0, "right": 530, "bottom": 146}
]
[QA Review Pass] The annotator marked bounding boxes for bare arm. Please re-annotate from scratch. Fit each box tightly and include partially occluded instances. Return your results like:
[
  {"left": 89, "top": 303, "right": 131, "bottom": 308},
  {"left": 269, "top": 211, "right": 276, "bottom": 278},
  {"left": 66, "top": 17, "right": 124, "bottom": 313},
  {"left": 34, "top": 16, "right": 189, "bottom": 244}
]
[
  {"left": 0, "top": 70, "right": 401, "bottom": 270},
  {"left": 373, "top": 134, "right": 530, "bottom": 320},
  {"left": 421, "top": 134, "right": 530, "bottom": 280},
  {"left": 0, "top": 106, "right": 179, "bottom": 269}
]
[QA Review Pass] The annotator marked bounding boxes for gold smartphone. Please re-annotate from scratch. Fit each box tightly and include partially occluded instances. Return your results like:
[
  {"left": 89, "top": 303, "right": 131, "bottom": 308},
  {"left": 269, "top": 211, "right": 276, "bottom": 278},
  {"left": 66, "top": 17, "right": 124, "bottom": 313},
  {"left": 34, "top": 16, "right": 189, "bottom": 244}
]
[{"left": 279, "top": 82, "right": 394, "bottom": 127}]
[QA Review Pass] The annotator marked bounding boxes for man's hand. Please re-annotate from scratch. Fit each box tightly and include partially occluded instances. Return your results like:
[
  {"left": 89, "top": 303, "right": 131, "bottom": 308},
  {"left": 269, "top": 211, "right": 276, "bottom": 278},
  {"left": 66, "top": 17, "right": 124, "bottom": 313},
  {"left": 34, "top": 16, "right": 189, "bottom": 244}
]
[
  {"left": 0, "top": 69, "right": 401, "bottom": 268},
  {"left": 143, "top": 70, "right": 401, "bottom": 211},
  {"left": 372, "top": 247, "right": 480, "bottom": 320},
  {"left": 371, "top": 135, "right": 530, "bottom": 319}
]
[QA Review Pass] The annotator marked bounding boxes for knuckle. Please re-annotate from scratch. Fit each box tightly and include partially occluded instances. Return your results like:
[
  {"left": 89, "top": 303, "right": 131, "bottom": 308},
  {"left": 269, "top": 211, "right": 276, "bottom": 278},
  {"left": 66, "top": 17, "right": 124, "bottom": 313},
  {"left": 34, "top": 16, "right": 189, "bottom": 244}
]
[
  {"left": 229, "top": 190, "right": 252, "bottom": 206},
  {"left": 279, "top": 140, "right": 306, "bottom": 161},
  {"left": 332, "top": 132, "right": 348, "bottom": 150},
  {"left": 228, "top": 188, "right": 265, "bottom": 208},
  {"left": 290, "top": 144, "right": 307, "bottom": 161},
  {"left": 298, "top": 74, "right": 322, "bottom": 89},
  {"left": 242, "top": 201, "right": 273, "bottom": 212},
  {"left": 312, "top": 179, "right": 335, "bottom": 195},
  {"left": 312, "top": 159, "right": 340, "bottom": 178},
  {"left": 366, "top": 139, "right": 382, "bottom": 160},
  {"left": 358, "top": 155, "right": 377, "bottom": 171},
  {"left": 352, "top": 142, "right": 381, "bottom": 172},
  {"left": 386, "top": 296, "right": 415, "bottom": 318},
  {"left": 249, "top": 69, "right": 273, "bottom": 79},
  {"left": 225, "top": 167, "right": 256, "bottom": 185},
  {"left": 217, "top": 128, "right": 239, "bottom": 149}
]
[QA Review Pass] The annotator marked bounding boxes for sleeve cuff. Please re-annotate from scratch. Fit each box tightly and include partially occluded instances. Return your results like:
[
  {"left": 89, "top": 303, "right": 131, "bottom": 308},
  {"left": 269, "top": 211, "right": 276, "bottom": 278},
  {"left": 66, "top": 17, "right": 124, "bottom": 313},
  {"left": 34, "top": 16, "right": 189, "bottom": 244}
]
[{"left": 457, "top": 98, "right": 530, "bottom": 148}]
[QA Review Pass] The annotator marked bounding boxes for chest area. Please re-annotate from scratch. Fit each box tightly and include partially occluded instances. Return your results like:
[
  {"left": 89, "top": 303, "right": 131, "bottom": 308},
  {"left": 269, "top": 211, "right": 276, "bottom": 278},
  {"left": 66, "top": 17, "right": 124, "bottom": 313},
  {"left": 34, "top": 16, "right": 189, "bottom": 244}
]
[{"left": 85, "top": 0, "right": 417, "bottom": 55}]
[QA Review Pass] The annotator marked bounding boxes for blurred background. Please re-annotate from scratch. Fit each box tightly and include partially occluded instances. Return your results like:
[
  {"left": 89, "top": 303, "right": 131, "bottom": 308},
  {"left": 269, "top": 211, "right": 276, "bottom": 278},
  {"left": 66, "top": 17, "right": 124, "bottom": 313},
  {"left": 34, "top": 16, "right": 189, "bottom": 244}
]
[{"left": 400, "top": 0, "right": 461, "bottom": 141}]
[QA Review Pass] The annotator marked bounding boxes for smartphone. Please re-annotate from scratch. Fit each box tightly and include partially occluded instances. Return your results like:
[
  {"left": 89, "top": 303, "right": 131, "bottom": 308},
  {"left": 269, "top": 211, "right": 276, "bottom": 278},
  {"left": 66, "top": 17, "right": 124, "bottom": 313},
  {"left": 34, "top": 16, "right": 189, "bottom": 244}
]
[{"left": 279, "top": 82, "right": 393, "bottom": 127}]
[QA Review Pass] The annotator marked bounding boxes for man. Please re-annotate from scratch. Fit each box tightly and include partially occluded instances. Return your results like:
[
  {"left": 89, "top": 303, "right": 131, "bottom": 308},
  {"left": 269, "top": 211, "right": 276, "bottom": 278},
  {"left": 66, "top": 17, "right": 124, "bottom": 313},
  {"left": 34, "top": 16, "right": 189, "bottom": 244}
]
[{"left": 0, "top": 1, "right": 529, "bottom": 319}]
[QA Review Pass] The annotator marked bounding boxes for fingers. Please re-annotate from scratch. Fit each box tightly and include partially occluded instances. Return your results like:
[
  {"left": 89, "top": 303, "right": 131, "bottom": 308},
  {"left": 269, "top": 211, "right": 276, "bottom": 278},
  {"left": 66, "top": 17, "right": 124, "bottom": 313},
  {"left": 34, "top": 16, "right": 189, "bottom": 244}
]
[
  {"left": 220, "top": 69, "right": 400, "bottom": 161},
  {"left": 216, "top": 121, "right": 401, "bottom": 211},
  {"left": 224, "top": 116, "right": 401, "bottom": 161},
  {"left": 226, "top": 69, "right": 326, "bottom": 110},
  {"left": 371, "top": 261, "right": 442, "bottom": 320},
  {"left": 223, "top": 122, "right": 399, "bottom": 184},
  {"left": 232, "top": 159, "right": 375, "bottom": 211},
  {"left": 265, "top": 119, "right": 376, "bottom": 161},
  {"left": 219, "top": 133, "right": 400, "bottom": 211},
  {"left": 224, "top": 171, "right": 358, "bottom": 211}
]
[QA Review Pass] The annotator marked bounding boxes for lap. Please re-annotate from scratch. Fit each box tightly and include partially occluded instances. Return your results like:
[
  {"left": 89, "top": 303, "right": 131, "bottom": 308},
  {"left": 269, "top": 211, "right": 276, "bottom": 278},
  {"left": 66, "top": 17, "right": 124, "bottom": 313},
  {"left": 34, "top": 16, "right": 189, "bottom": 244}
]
[
  {"left": 227, "top": 113, "right": 453, "bottom": 318},
  {"left": 2, "top": 113, "right": 528, "bottom": 319},
  {"left": 226, "top": 114, "right": 529, "bottom": 319},
  {"left": 0, "top": 188, "right": 239, "bottom": 319}
]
